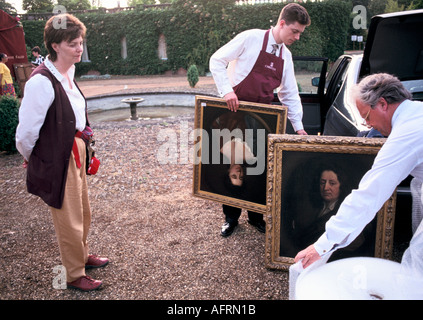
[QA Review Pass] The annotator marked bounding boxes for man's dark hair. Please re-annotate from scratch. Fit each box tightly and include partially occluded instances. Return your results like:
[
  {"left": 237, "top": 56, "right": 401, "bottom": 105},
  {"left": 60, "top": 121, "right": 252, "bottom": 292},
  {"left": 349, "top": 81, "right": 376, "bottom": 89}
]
[{"left": 279, "top": 3, "right": 311, "bottom": 26}]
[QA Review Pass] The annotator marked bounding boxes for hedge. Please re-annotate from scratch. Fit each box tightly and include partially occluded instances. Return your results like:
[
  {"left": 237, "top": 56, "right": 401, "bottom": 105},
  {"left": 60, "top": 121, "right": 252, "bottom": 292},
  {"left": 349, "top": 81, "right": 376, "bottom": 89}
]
[
  {"left": 0, "top": 96, "right": 19, "bottom": 153},
  {"left": 21, "top": 0, "right": 352, "bottom": 76}
]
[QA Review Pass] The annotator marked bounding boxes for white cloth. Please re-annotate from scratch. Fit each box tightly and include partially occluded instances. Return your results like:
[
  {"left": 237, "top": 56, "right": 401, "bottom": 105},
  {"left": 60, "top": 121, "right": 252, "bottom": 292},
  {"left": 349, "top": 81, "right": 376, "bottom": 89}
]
[
  {"left": 400, "top": 217, "right": 423, "bottom": 280},
  {"left": 15, "top": 57, "right": 86, "bottom": 161},
  {"left": 220, "top": 138, "right": 257, "bottom": 164},
  {"left": 410, "top": 178, "right": 423, "bottom": 233},
  {"left": 289, "top": 252, "right": 333, "bottom": 300},
  {"left": 209, "top": 28, "right": 304, "bottom": 132},
  {"left": 314, "top": 99, "right": 423, "bottom": 256}
]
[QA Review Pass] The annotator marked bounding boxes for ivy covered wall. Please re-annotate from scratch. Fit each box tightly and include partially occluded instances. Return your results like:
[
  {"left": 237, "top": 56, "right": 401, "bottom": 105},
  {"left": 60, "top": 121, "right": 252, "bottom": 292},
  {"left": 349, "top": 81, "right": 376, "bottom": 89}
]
[{"left": 21, "top": 0, "right": 352, "bottom": 76}]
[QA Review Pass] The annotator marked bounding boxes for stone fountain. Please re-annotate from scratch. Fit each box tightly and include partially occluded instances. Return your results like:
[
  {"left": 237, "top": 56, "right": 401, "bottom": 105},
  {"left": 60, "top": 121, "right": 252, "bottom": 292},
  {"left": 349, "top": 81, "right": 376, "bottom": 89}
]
[{"left": 121, "top": 97, "right": 144, "bottom": 120}]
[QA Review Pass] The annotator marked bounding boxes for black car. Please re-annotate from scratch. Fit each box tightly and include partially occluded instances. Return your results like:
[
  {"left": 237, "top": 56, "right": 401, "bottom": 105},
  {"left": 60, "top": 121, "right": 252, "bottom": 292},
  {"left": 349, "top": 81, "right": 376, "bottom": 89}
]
[{"left": 324, "top": 9, "right": 423, "bottom": 137}]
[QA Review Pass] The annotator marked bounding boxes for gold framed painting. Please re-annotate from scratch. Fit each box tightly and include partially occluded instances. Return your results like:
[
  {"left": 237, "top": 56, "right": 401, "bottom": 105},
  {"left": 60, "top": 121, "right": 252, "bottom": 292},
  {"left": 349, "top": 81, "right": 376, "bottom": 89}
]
[
  {"left": 192, "top": 95, "right": 287, "bottom": 214},
  {"left": 265, "top": 134, "right": 396, "bottom": 270}
]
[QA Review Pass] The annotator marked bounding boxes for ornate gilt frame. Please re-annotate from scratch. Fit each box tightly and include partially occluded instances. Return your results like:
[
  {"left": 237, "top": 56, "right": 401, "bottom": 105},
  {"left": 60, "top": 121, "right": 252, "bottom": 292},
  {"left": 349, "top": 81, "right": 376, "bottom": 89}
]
[
  {"left": 192, "top": 95, "right": 287, "bottom": 214},
  {"left": 265, "top": 134, "right": 396, "bottom": 270}
]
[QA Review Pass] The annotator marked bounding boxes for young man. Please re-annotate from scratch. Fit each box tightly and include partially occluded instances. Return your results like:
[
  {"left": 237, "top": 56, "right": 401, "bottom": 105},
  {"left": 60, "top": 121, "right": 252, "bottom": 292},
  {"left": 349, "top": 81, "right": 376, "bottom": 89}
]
[
  {"left": 295, "top": 73, "right": 423, "bottom": 271},
  {"left": 31, "top": 46, "right": 45, "bottom": 67},
  {"left": 209, "top": 3, "right": 310, "bottom": 237}
]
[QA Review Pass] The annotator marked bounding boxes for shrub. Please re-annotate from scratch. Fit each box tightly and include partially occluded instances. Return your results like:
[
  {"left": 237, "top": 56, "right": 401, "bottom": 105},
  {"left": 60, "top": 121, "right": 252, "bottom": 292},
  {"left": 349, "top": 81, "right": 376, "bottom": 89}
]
[
  {"left": 0, "top": 95, "right": 19, "bottom": 153},
  {"left": 187, "top": 65, "right": 199, "bottom": 88},
  {"left": 22, "top": 1, "right": 352, "bottom": 75}
]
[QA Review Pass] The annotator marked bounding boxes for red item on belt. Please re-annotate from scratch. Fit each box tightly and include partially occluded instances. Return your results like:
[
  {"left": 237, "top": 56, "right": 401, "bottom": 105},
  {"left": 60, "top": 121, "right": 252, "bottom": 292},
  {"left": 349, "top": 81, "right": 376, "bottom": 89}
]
[
  {"left": 87, "top": 156, "right": 100, "bottom": 175},
  {"left": 73, "top": 131, "right": 83, "bottom": 168}
]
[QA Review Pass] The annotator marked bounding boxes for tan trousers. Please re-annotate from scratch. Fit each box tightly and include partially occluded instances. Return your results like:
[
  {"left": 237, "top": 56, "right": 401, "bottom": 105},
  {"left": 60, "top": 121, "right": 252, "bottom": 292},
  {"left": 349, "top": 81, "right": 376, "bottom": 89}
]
[{"left": 50, "top": 137, "right": 91, "bottom": 282}]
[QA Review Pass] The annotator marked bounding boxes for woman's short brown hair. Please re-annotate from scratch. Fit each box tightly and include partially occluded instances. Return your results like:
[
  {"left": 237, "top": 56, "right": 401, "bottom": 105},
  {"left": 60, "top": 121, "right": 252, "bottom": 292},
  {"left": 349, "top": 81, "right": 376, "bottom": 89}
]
[{"left": 44, "top": 13, "right": 86, "bottom": 62}]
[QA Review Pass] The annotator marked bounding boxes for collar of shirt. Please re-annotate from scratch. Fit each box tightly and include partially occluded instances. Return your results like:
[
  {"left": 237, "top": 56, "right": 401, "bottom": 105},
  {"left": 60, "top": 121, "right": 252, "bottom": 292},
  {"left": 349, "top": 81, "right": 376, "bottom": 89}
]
[
  {"left": 391, "top": 99, "right": 410, "bottom": 128},
  {"left": 45, "top": 56, "right": 86, "bottom": 131},
  {"left": 45, "top": 57, "right": 76, "bottom": 85},
  {"left": 319, "top": 200, "right": 338, "bottom": 217},
  {"left": 268, "top": 27, "right": 281, "bottom": 54}
]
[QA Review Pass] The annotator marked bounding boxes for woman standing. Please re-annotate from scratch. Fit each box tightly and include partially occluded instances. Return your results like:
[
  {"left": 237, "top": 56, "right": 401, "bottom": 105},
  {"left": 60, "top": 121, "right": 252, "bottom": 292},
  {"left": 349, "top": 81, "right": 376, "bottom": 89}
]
[
  {"left": 0, "top": 53, "right": 16, "bottom": 97},
  {"left": 15, "top": 13, "right": 108, "bottom": 292}
]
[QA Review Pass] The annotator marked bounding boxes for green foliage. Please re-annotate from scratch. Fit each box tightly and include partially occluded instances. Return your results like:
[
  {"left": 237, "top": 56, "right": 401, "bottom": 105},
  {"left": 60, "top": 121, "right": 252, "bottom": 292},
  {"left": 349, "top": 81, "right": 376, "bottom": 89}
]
[
  {"left": 0, "top": 0, "right": 18, "bottom": 14},
  {"left": 21, "top": 20, "right": 47, "bottom": 51},
  {"left": 57, "top": 0, "right": 92, "bottom": 11},
  {"left": 297, "top": 1, "right": 352, "bottom": 61},
  {"left": 128, "top": 0, "right": 157, "bottom": 5},
  {"left": 22, "top": 0, "right": 54, "bottom": 13},
  {"left": 411, "top": 0, "right": 423, "bottom": 9},
  {"left": 187, "top": 65, "right": 199, "bottom": 88},
  {"left": 384, "top": 0, "right": 415, "bottom": 12},
  {"left": 22, "top": 1, "right": 352, "bottom": 76},
  {"left": 0, "top": 96, "right": 19, "bottom": 153}
]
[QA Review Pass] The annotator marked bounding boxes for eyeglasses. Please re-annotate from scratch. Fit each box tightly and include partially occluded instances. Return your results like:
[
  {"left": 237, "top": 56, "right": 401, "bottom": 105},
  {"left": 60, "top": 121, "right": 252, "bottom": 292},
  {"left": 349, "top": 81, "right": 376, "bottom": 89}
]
[{"left": 361, "top": 108, "right": 371, "bottom": 127}]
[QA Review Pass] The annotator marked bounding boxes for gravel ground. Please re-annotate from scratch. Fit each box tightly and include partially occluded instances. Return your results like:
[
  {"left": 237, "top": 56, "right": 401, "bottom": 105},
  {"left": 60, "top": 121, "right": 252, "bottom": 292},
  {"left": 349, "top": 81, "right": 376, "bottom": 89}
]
[
  {"left": 0, "top": 113, "right": 290, "bottom": 302},
  {"left": 0, "top": 76, "right": 409, "bottom": 306}
]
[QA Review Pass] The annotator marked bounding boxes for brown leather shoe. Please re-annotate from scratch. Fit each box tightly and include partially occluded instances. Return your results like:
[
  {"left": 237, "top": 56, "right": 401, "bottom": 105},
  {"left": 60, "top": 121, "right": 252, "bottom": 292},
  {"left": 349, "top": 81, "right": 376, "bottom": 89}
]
[
  {"left": 85, "top": 254, "right": 109, "bottom": 269},
  {"left": 67, "top": 276, "right": 102, "bottom": 291}
]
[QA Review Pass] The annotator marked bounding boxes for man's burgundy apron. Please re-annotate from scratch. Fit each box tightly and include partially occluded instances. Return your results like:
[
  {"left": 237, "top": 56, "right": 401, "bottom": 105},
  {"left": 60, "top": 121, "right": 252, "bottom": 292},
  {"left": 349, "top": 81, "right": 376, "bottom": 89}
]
[{"left": 233, "top": 29, "right": 284, "bottom": 104}]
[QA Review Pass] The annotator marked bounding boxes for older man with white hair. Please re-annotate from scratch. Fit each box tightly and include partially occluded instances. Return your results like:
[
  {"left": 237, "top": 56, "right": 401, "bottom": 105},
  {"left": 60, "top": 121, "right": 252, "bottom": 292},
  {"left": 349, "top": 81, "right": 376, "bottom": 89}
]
[{"left": 295, "top": 73, "right": 423, "bottom": 274}]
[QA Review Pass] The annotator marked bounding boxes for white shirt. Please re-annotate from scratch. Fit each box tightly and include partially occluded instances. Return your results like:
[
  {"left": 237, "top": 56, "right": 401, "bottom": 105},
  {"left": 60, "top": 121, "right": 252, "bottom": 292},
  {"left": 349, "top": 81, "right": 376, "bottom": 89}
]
[
  {"left": 315, "top": 99, "right": 423, "bottom": 256},
  {"left": 15, "top": 57, "right": 86, "bottom": 161},
  {"left": 209, "top": 28, "right": 304, "bottom": 132},
  {"left": 31, "top": 55, "right": 44, "bottom": 66}
]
